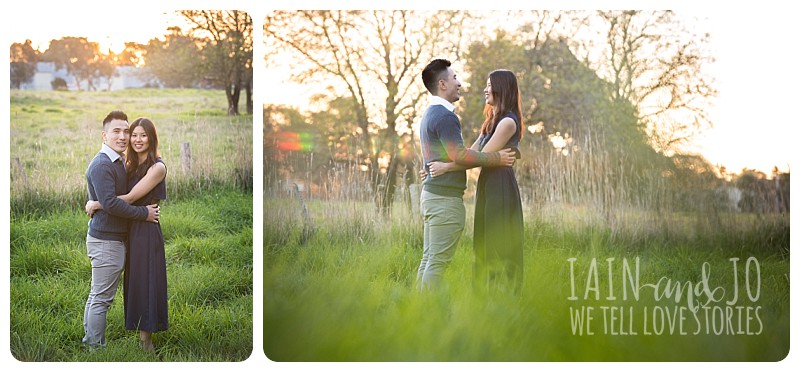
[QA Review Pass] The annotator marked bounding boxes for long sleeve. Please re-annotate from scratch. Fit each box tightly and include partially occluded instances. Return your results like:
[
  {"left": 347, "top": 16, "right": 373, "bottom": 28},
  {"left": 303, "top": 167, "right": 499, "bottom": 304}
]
[
  {"left": 89, "top": 162, "right": 148, "bottom": 221},
  {"left": 437, "top": 114, "right": 501, "bottom": 167}
]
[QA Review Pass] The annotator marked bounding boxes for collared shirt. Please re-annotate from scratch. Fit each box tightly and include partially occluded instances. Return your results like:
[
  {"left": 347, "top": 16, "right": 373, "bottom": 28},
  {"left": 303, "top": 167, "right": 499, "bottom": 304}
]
[
  {"left": 429, "top": 95, "right": 456, "bottom": 112},
  {"left": 99, "top": 143, "right": 125, "bottom": 166}
]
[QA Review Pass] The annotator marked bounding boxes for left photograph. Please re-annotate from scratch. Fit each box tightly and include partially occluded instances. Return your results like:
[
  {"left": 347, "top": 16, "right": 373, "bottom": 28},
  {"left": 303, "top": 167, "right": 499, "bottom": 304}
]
[{"left": 8, "top": 10, "right": 253, "bottom": 361}]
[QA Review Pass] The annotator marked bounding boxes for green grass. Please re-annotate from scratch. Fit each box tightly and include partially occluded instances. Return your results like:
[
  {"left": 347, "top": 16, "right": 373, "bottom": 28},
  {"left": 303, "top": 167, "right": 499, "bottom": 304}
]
[
  {"left": 263, "top": 198, "right": 789, "bottom": 361},
  {"left": 9, "top": 89, "right": 253, "bottom": 362},
  {"left": 10, "top": 190, "right": 253, "bottom": 362}
]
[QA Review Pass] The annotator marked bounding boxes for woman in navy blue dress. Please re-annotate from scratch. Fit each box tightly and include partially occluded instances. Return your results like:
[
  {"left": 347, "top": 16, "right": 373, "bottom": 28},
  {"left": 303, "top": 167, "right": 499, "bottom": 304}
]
[
  {"left": 87, "top": 117, "right": 168, "bottom": 351},
  {"left": 427, "top": 69, "right": 525, "bottom": 291}
]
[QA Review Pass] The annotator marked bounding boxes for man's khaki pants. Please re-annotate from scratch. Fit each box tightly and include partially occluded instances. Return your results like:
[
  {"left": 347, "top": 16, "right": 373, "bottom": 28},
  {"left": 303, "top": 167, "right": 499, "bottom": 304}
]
[{"left": 416, "top": 190, "right": 465, "bottom": 290}]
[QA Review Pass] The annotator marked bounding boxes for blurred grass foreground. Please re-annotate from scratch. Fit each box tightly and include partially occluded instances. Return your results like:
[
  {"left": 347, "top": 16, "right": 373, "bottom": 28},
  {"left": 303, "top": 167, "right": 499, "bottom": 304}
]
[{"left": 264, "top": 137, "right": 789, "bottom": 362}]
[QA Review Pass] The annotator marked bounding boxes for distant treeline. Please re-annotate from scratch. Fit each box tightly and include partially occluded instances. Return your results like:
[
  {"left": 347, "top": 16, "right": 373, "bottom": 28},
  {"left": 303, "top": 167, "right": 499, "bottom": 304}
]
[{"left": 10, "top": 10, "right": 253, "bottom": 115}]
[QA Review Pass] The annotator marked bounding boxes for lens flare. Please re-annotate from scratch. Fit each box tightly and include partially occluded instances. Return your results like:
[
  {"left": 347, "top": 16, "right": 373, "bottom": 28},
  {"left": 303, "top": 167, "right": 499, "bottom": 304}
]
[{"left": 273, "top": 131, "right": 314, "bottom": 152}]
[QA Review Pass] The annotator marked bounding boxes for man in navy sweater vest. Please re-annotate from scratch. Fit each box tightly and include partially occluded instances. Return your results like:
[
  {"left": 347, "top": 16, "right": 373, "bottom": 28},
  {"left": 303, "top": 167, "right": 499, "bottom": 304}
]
[
  {"left": 83, "top": 110, "right": 159, "bottom": 348},
  {"left": 416, "top": 59, "right": 515, "bottom": 290}
]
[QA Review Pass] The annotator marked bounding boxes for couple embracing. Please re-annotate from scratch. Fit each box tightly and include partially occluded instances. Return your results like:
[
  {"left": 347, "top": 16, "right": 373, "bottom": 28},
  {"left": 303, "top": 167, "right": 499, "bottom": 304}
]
[
  {"left": 417, "top": 59, "right": 525, "bottom": 293},
  {"left": 82, "top": 110, "right": 168, "bottom": 352}
]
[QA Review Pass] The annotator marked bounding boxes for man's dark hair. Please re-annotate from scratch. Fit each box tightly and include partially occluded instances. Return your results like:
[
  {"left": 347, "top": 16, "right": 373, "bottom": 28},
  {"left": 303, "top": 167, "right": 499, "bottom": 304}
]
[
  {"left": 102, "top": 111, "right": 128, "bottom": 127},
  {"left": 421, "top": 59, "right": 452, "bottom": 95}
]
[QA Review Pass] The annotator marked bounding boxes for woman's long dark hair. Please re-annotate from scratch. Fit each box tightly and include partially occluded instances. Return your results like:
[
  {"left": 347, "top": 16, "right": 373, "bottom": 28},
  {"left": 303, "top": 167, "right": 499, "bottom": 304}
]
[
  {"left": 126, "top": 117, "right": 160, "bottom": 179},
  {"left": 480, "top": 69, "right": 524, "bottom": 137}
]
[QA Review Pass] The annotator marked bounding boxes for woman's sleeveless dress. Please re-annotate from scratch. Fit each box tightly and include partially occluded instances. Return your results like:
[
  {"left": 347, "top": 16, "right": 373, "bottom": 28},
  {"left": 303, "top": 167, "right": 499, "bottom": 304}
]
[
  {"left": 124, "top": 159, "right": 168, "bottom": 332},
  {"left": 474, "top": 112, "right": 524, "bottom": 290}
]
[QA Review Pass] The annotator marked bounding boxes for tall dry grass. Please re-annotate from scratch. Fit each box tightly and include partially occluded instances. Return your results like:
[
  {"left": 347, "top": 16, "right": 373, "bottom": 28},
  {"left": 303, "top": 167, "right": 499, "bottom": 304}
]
[{"left": 265, "top": 122, "right": 788, "bottom": 255}]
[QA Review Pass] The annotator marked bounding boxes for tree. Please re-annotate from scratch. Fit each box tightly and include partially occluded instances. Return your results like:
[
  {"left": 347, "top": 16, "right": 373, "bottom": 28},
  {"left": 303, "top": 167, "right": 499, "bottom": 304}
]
[
  {"left": 772, "top": 169, "right": 790, "bottom": 213},
  {"left": 93, "top": 53, "right": 116, "bottom": 91},
  {"left": 466, "top": 25, "right": 662, "bottom": 154},
  {"left": 735, "top": 169, "right": 770, "bottom": 213},
  {"left": 143, "top": 27, "right": 203, "bottom": 88},
  {"left": 308, "top": 95, "right": 361, "bottom": 162},
  {"left": 180, "top": 10, "right": 253, "bottom": 115},
  {"left": 265, "top": 10, "right": 468, "bottom": 214},
  {"left": 114, "top": 42, "right": 146, "bottom": 67},
  {"left": 40, "top": 37, "right": 104, "bottom": 90},
  {"left": 665, "top": 153, "right": 726, "bottom": 212},
  {"left": 588, "top": 11, "right": 717, "bottom": 154},
  {"left": 735, "top": 168, "right": 790, "bottom": 214},
  {"left": 10, "top": 40, "right": 39, "bottom": 89}
]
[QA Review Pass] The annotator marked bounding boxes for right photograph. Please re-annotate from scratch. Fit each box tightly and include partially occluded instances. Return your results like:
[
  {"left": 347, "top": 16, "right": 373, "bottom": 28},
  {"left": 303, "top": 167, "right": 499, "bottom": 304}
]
[{"left": 263, "top": 10, "right": 790, "bottom": 362}]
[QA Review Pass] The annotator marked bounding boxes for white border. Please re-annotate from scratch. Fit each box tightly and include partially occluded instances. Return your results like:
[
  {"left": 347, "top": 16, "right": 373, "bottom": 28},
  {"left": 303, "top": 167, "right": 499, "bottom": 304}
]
[{"left": 3, "top": 1, "right": 798, "bottom": 372}]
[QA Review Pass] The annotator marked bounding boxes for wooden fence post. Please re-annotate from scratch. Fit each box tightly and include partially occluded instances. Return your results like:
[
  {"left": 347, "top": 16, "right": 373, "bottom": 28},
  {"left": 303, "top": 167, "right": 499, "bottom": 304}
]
[
  {"left": 294, "top": 183, "right": 315, "bottom": 244},
  {"left": 181, "top": 142, "right": 192, "bottom": 173},
  {"left": 14, "top": 157, "right": 29, "bottom": 189},
  {"left": 409, "top": 183, "right": 421, "bottom": 218}
]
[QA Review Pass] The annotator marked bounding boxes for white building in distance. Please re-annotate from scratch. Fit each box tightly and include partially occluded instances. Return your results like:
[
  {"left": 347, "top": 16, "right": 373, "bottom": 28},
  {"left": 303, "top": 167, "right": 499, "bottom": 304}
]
[{"left": 19, "top": 62, "right": 156, "bottom": 91}]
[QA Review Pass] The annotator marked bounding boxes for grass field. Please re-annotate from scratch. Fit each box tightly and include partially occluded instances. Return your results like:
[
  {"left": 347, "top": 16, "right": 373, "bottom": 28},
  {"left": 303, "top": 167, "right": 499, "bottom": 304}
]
[
  {"left": 10, "top": 88, "right": 252, "bottom": 215},
  {"left": 264, "top": 197, "right": 789, "bottom": 362},
  {"left": 9, "top": 89, "right": 253, "bottom": 361}
]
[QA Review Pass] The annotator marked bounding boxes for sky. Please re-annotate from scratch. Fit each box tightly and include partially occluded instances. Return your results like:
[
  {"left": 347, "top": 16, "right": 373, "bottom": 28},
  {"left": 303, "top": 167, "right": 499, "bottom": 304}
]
[
  {"left": 694, "top": 11, "right": 794, "bottom": 175},
  {"left": 6, "top": 6, "right": 184, "bottom": 54}
]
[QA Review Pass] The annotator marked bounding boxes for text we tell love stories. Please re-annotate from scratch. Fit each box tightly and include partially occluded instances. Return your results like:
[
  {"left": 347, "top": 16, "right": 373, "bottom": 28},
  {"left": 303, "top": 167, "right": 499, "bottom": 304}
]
[{"left": 566, "top": 257, "right": 764, "bottom": 336}]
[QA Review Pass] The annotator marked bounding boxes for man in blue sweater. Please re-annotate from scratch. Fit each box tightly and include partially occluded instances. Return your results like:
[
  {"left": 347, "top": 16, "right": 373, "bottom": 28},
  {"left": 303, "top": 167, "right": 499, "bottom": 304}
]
[
  {"left": 83, "top": 110, "right": 159, "bottom": 348},
  {"left": 416, "top": 59, "right": 515, "bottom": 290}
]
